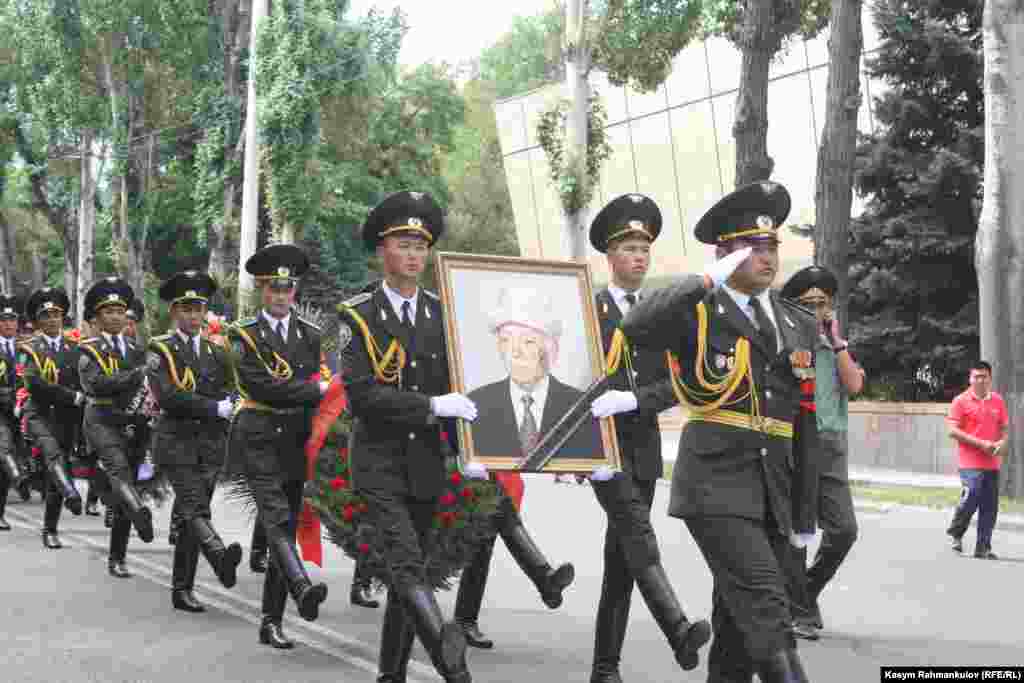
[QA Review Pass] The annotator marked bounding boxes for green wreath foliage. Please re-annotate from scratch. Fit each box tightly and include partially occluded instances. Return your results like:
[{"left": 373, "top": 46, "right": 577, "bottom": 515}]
[{"left": 308, "top": 420, "right": 501, "bottom": 591}]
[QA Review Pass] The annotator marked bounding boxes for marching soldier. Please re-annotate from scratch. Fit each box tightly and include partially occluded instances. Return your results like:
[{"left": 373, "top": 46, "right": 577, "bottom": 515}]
[
  {"left": 585, "top": 195, "right": 711, "bottom": 681},
  {"left": 148, "top": 271, "right": 243, "bottom": 612},
  {"left": 124, "top": 298, "right": 145, "bottom": 339},
  {"left": 79, "top": 277, "right": 156, "bottom": 578},
  {"left": 18, "top": 288, "right": 86, "bottom": 548},
  {"left": 226, "top": 244, "right": 330, "bottom": 649},
  {"left": 779, "top": 266, "right": 864, "bottom": 639},
  {"left": 622, "top": 182, "right": 818, "bottom": 682},
  {"left": 339, "top": 191, "right": 475, "bottom": 683},
  {"left": 0, "top": 294, "right": 26, "bottom": 531}
]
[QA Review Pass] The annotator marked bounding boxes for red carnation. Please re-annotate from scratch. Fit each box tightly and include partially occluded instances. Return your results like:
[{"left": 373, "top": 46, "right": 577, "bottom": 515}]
[
  {"left": 67, "top": 329, "right": 81, "bottom": 342},
  {"left": 31, "top": 446, "right": 41, "bottom": 458},
  {"left": 460, "top": 487, "right": 474, "bottom": 500},
  {"left": 441, "top": 511, "right": 458, "bottom": 526},
  {"left": 338, "top": 447, "right": 349, "bottom": 462},
  {"left": 330, "top": 477, "right": 346, "bottom": 491},
  {"left": 357, "top": 502, "right": 368, "bottom": 513},
  {"left": 440, "top": 491, "right": 456, "bottom": 506},
  {"left": 358, "top": 542, "right": 370, "bottom": 554},
  {"left": 440, "top": 431, "right": 449, "bottom": 442},
  {"left": 449, "top": 471, "right": 462, "bottom": 486},
  {"left": 342, "top": 504, "right": 355, "bottom": 522},
  {"left": 15, "top": 364, "right": 25, "bottom": 377}
]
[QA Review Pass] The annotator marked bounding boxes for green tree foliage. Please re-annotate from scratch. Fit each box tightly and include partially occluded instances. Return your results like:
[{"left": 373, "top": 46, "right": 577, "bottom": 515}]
[
  {"left": 849, "top": 0, "right": 983, "bottom": 400},
  {"left": 479, "top": 11, "right": 564, "bottom": 99}
]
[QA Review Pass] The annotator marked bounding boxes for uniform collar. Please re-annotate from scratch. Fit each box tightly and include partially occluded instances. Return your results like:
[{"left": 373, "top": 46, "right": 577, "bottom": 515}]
[{"left": 382, "top": 280, "right": 419, "bottom": 323}]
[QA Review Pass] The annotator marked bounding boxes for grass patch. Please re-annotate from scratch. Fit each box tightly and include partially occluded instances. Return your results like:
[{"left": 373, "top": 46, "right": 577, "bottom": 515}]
[{"left": 850, "top": 484, "right": 1024, "bottom": 515}]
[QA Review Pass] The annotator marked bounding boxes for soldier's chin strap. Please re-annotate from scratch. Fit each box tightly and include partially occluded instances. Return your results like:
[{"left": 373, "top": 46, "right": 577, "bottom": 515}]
[
  {"left": 339, "top": 306, "right": 406, "bottom": 384},
  {"left": 664, "top": 301, "right": 762, "bottom": 420}
]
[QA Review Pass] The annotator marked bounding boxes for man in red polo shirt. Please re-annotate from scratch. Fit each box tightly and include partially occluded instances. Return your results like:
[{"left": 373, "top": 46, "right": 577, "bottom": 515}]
[{"left": 946, "top": 361, "right": 1008, "bottom": 559}]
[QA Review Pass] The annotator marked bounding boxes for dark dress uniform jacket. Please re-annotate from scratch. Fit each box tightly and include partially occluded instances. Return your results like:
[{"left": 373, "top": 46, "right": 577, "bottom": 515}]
[
  {"left": 340, "top": 288, "right": 452, "bottom": 501},
  {"left": 19, "top": 336, "right": 84, "bottom": 451},
  {"left": 622, "top": 275, "right": 817, "bottom": 536},
  {"left": 79, "top": 335, "right": 147, "bottom": 454},
  {"left": 148, "top": 333, "right": 231, "bottom": 467},
  {"left": 227, "top": 315, "right": 322, "bottom": 483},
  {"left": 596, "top": 288, "right": 677, "bottom": 481},
  {"left": 0, "top": 340, "right": 20, "bottom": 426}
]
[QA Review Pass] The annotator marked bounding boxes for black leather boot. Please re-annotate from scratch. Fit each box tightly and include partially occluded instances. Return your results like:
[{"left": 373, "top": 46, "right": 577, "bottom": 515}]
[
  {"left": 48, "top": 460, "right": 82, "bottom": 515},
  {"left": 755, "top": 648, "right": 810, "bottom": 683},
  {"left": 108, "top": 511, "right": 133, "bottom": 578},
  {"left": 377, "top": 593, "right": 417, "bottom": 682},
  {"left": 250, "top": 521, "right": 268, "bottom": 573},
  {"left": 42, "top": 484, "right": 63, "bottom": 548},
  {"left": 42, "top": 529, "right": 63, "bottom": 549},
  {"left": 107, "top": 477, "right": 153, "bottom": 542},
  {"left": 258, "top": 616, "right": 294, "bottom": 649},
  {"left": 171, "top": 536, "right": 205, "bottom": 613},
  {"left": 633, "top": 564, "right": 710, "bottom": 671},
  {"left": 190, "top": 517, "right": 242, "bottom": 589},
  {"left": 85, "top": 486, "right": 100, "bottom": 516},
  {"left": 268, "top": 534, "right": 327, "bottom": 621},
  {"left": 455, "top": 537, "right": 495, "bottom": 648},
  {"left": 590, "top": 572, "right": 632, "bottom": 682},
  {"left": 501, "top": 522, "right": 574, "bottom": 609},
  {"left": 351, "top": 575, "right": 380, "bottom": 609},
  {"left": 0, "top": 485, "right": 9, "bottom": 531},
  {"left": 400, "top": 583, "right": 471, "bottom": 682}
]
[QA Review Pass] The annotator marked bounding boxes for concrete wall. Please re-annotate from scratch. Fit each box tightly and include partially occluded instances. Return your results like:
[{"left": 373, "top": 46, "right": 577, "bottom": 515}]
[{"left": 658, "top": 402, "right": 957, "bottom": 476}]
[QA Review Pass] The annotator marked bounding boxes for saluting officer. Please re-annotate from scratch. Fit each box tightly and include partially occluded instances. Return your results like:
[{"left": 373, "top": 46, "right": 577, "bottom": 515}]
[
  {"left": 148, "top": 271, "right": 243, "bottom": 613},
  {"left": 226, "top": 244, "right": 330, "bottom": 649},
  {"left": 339, "top": 191, "right": 475, "bottom": 683},
  {"left": 79, "top": 277, "right": 156, "bottom": 578},
  {"left": 18, "top": 288, "right": 86, "bottom": 548},
  {"left": 586, "top": 195, "right": 711, "bottom": 681},
  {"left": 0, "top": 294, "right": 26, "bottom": 531},
  {"left": 622, "top": 182, "right": 818, "bottom": 683}
]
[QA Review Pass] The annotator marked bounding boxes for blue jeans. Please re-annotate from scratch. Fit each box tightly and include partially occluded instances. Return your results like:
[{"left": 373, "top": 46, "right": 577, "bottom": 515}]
[{"left": 947, "top": 469, "right": 1000, "bottom": 551}]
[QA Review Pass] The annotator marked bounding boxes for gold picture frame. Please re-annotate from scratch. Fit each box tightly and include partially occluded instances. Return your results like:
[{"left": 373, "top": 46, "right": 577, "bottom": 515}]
[{"left": 435, "top": 252, "right": 621, "bottom": 473}]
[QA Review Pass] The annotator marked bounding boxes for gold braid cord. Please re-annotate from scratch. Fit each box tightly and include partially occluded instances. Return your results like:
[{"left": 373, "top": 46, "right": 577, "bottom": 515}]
[
  {"left": 603, "top": 328, "right": 636, "bottom": 386},
  {"left": 340, "top": 306, "right": 406, "bottom": 384},
  {"left": 150, "top": 340, "right": 196, "bottom": 392},
  {"left": 79, "top": 343, "right": 119, "bottom": 377},
  {"left": 233, "top": 326, "right": 294, "bottom": 382},
  {"left": 665, "top": 301, "right": 762, "bottom": 421}
]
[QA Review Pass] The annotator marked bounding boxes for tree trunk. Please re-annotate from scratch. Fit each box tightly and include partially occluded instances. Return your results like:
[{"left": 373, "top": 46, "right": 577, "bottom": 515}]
[
  {"left": 813, "top": 0, "right": 863, "bottom": 332},
  {"left": 0, "top": 210, "right": 13, "bottom": 293},
  {"left": 733, "top": 0, "right": 777, "bottom": 186},
  {"left": 76, "top": 128, "right": 97, "bottom": 324},
  {"left": 238, "top": 0, "right": 268, "bottom": 313},
  {"left": 30, "top": 248, "right": 46, "bottom": 292},
  {"left": 977, "top": 0, "right": 1024, "bottom": 498},
  {"left": 562, "top": 0, "right": 589, "bottom": 262}
]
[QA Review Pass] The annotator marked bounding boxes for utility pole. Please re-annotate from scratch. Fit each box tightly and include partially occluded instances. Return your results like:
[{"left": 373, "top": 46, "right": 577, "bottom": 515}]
[{"left": 237, "top": 0, "right": 268, "bottom": 316}]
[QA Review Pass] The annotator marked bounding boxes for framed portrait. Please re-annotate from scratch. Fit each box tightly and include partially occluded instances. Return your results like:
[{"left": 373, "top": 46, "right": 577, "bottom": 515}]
[{"left": 435, "top": 252, "right": 621, "bottom": 473}]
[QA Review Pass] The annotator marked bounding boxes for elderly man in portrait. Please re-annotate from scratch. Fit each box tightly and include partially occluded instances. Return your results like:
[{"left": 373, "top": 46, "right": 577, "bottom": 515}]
[{"left": 468, "top": 287, "right": 602, "bottom": 462}]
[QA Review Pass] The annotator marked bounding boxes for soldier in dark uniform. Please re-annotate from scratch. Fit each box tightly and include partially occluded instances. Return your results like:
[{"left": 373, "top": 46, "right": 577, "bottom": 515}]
[
  {"left": 779, "top": 266, "right": 864, "bottom": 640},
  {"left": 78, "top": 277, "right": 156, "bottom": 578},
  {"left": 81, "top": 309, "right": 104, "bottom": 519},
  {"left": 226, "top": 243, "right": 330, "bottom": 649},
  {"left": 0, "top": 294, "right": 26, "bottom": 531},
  {"left": 124, "top": 298, "right": 145, "bottom": 339},
  {"left": 585, "top": 194, "right": 711, "bottom": 681},
  {"left": 148, "top": 271, "right": 243, "bottom": 612},
  {"left": 622, "top": 182, "right": 818, "bottom": 682},
  {"left": 18, "top": 288, "right": 86, "bottom": 548},
  {"left": 339, "top": 191, "right": 475, "bottom": 683}
]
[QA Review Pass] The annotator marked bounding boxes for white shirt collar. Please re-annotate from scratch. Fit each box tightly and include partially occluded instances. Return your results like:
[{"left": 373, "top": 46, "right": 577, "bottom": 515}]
[
  {"left": 102, "top": 332, "right": 125, "bottom": 351},
  {"left": 607, "top": 284, "right": 643, "bottom": 313},
  {"left": 508, "top": 374, "right": 550, "bottom": 426},
  {"left": 177, "top": 329, "right": 201, "bottom": 354},
  {"left": 262, "top": 310, "right": 291, "bottom": 338},
  {"left": 1, "top": 335, "right": 16, "bottom": 351},
  {"left": 42, "top": 333, "right": 62, "bottom": 349},
  {"left": 720, "top": 284, "right": 782, "bottom": 349},
  {"left": 382, "top": 280, "right": 419, "bottom": 324}
]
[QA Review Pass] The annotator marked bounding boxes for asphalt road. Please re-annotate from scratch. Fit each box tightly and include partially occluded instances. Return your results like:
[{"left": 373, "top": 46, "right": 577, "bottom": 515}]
[{"left": 2, "top": 475, "right": 1023, "bottom": 683}]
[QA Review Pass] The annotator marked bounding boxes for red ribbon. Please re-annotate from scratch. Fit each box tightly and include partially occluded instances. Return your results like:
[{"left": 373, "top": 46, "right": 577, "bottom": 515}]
[
  {"left": 298, "top": 376, "right": 347, "bottom": 567},
  {"left": 494, "top": 471, "right": 524, "bottom": 511}
]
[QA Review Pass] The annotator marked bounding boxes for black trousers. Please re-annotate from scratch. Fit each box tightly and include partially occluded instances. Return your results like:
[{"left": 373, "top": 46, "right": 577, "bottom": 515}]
[
  {"left": 24, "top": 411, "right": 77, "bottom": 533},
  {"left": 87, "top": 421, "right": 147, "bottom": 562},
  {"left": 163, "top": 463, "right": 219, "bottom": 525},
  {"left": 0, "top": 418, "right": 14, "bottom": 518},
  {"left": 804, "top": 432, "right": 858, "bottom": 604},
  {"left": 248, "top": 476, "right": 304, "bottom": 619},
  {"left": 686, "top": 516, "right": 795, "bottom": 679}
]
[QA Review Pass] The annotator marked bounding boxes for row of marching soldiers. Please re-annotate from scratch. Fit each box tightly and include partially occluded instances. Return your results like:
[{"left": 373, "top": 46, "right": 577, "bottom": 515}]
[{"left": 0, "top": 182, "right": 861, "bottom": 683}]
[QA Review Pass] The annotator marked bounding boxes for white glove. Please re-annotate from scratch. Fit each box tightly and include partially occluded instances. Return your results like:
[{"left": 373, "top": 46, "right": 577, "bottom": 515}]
[
  {"left": 216, "top": 399, "right": 233, "bottom": 419},
  {"left": 464, "top": 462, "right": 489, "bottom": 480},
  {"left": 702, "top": 246, "right": 753, "bottom": 288},
  {"left": 319, "top": 381, "right": 329, "bottom": 394},
  {"left": 788, "top": 531, "right": 817, "bottom": 549},
  {"left": 430, "top": 393, "right": 478, "bottom": 421},
  {"left": 137, "top": 462, "right": 155, "bottom": 482},
  {"left": 591, "top": 390, "right": 638, "bottom": 418},
  {"left": 74, "top": 392, "right": 85, "bottom": 407},
  {"left": 590, "top": 465, "right": 616, "bottom": 482}
]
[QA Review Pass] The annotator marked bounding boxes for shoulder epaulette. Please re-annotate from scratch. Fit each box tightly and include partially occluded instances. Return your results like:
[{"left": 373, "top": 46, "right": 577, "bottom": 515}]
[
  {"left": 339, "top": 292, "right": 372, "bottom": 310},
  {"left": 80, "top": 337, "right": 100, "bottom": 346},
  {"left": 423, "top": 289, "right": 440, "bottom": 300},
  {"left": 236, "top": 317, "right": 258, "bottom": 327},
  {"left": 151, "top": 333, "right": 173, "bottom": 342}
]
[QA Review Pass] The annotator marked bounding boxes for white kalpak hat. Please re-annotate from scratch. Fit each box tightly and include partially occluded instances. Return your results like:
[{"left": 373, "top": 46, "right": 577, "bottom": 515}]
[{"left": 488, "top": 287, "right": 563, "bottom": 340}]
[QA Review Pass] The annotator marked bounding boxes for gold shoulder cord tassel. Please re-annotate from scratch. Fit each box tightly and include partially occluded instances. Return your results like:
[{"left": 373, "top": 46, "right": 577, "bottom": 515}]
[
  {"left": 340, "top": 306, "right": 406, "bottom": 384},
  {"left": 78, "top": 344, "right": 119, "bottom": 377},
  {"left": 150, "top": 340, "right": 197, "bottom": 392},
  {"left": 233, "top": 326, "right": 294, "bottom": 382}
]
